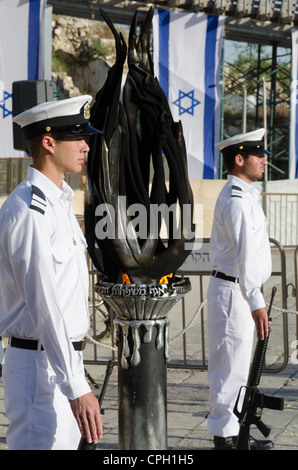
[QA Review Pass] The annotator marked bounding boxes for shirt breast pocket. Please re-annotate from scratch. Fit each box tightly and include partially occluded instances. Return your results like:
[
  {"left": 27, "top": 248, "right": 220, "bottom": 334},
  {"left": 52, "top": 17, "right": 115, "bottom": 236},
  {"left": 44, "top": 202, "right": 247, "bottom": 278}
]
[
  {"left": 251, "top": 206, "right": 267, "bottom": 232},
  {"left": 52, "top": 238, "right": 77, "bottom": 266}
]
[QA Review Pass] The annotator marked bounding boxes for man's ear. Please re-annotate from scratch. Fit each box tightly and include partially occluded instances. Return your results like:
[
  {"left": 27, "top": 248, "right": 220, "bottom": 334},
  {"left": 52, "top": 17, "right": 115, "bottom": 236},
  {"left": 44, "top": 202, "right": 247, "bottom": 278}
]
[
  {"left": 234, "top": 153, "right": 244, "bottom": 167},
  {"left": 41, "top": 135, "right": 55, "bottom": 154}
]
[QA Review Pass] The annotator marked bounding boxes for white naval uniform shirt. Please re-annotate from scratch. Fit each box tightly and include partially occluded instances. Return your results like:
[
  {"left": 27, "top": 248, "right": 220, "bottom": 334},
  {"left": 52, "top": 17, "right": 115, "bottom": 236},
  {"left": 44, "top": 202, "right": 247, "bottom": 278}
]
[
  {"left": 0, "top": 166, "right": 91, "bottom": 400},
  {"left": 209, "top": 174, "right": 272, "bottom": 311}
]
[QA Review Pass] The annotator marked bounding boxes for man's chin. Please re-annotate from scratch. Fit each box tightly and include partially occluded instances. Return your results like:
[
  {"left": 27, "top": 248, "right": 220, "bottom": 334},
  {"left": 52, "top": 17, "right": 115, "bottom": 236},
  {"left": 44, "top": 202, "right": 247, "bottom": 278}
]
[{"left": 255, "top": 173, "right": 265, "bottom": 182}]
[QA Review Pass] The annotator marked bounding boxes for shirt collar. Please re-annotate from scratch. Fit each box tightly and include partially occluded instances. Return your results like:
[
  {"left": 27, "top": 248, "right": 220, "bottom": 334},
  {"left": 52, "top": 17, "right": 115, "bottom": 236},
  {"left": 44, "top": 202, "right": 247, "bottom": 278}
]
[
  {"left": 26, "top": 166, "right": 74, "bottom": 205},
  {"left": 228, "top": 174, "right": 260, "bottom": 199}
]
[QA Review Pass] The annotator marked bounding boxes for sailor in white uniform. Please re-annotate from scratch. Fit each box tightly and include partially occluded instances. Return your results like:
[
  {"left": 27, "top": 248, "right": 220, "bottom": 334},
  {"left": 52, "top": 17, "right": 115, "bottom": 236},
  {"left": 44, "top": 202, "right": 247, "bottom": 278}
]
[
  {"left": 0, "top": 96, "right": 103, "bottom": 449},
  {"left": 207, "top": 129, "right": 274, "bottom": 450}
]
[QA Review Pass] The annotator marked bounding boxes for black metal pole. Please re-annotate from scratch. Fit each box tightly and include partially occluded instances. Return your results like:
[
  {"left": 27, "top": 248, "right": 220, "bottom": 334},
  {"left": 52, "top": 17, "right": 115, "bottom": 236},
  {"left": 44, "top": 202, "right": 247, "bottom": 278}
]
[{"left": 118, "top": 321, "right": 167, "bottom": 450}]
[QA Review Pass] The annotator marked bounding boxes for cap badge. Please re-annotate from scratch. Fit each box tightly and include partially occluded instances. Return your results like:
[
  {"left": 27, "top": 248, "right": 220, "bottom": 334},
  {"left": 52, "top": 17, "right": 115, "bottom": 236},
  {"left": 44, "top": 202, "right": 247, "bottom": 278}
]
[{"left": 84, "top": 103, "right": 90, "bottom": 120}]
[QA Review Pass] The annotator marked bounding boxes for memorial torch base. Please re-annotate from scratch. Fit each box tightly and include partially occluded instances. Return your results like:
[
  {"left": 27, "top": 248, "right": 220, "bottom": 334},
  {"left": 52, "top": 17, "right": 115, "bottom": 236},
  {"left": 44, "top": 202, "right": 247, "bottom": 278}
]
[{"left": 96, "top": 277, "right": 191, "bottom": 450}]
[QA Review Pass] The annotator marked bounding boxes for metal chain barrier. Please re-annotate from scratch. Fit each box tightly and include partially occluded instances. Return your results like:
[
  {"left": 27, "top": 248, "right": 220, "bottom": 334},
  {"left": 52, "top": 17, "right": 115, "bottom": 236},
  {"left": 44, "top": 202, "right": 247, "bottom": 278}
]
[
  {"left": 269, "top": 305, "right": 298, "bottom": 316},
  {"left": 85, "top": 332, "right": 117, "bottom": 352}
]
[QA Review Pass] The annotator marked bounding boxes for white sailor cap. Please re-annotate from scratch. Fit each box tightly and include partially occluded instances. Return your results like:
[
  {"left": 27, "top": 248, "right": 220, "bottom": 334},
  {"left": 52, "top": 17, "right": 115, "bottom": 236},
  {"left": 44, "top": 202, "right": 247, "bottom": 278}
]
[
  {"left": 13, "top": 95, "right": 101, "bottom": 139},
  {"left": 215, "top": 128, "right": 270, "bottom": 156}
]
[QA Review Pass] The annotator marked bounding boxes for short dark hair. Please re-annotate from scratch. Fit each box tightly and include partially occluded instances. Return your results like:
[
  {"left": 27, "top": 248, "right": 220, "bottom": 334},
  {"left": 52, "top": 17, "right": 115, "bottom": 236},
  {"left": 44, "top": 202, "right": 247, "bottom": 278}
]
[
  {"left": 26, "top": 134, "right": 44, "bottom": 158},
  {"left": 223, "top": 149, "right": 250, "bottom": 172}
]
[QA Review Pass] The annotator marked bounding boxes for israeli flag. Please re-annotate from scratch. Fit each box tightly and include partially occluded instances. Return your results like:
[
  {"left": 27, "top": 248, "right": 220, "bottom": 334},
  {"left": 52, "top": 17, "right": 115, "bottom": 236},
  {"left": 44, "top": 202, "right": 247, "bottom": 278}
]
[
  {"left": 153, "top": 10, "right": 225, "bottom": 179},
  {"left": 290, "top": 29, "right": 298, "bottom": 179},
  {"left": 0, "top": 0, "right": 46, "bottom": 158}
]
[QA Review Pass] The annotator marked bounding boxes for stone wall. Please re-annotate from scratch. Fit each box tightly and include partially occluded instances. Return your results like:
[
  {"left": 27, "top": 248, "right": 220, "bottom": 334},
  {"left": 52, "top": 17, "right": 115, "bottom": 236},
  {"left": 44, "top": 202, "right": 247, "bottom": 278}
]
[{"left": 51, "top": 15, "right": 127, "bottom": 98}]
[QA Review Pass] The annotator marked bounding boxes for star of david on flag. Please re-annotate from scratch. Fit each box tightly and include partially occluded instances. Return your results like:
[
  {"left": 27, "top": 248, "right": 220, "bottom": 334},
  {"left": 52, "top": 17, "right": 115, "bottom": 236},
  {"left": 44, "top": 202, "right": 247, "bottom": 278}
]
[
  {"left": 153, "top": 10, "right": 225, "bottom": 179},
  {"left": 0, "top": 90, "right": 12, "bottom": 119},
  {"left": 173, "top": 90, "right": 200, "bottom": 116}
]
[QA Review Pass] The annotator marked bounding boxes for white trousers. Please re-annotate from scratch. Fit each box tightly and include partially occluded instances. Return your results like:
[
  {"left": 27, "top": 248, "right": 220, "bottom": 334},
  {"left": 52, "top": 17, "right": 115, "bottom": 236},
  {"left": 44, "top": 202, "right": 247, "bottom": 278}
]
[
  {"left": 2, "top": 344, "right": 82, "bottom": 450},
  {"left": 207, "top": 276, "right": 254, "bottom": 438}
]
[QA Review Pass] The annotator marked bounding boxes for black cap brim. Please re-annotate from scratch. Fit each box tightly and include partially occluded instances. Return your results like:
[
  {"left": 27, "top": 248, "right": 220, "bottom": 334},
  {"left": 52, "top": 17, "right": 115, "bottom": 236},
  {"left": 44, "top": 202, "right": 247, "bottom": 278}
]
[
  {"left": 221, "top": 142, "right": 271, "bottom": 157},
  {"left": 240, "top": 146, "right": 271, "bottom": 156},
  {"left": 55, "top": 124, "right": 102, "bottom": 136},
  {"left": 22, "top": 115, "right": 102, "bottom": 139}
]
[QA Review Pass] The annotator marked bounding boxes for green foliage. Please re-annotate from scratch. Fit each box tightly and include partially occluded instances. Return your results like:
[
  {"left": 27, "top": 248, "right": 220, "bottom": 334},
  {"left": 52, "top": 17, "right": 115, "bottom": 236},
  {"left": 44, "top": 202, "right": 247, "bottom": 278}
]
[
  {"left": 91, "top": 38, "right": 108, "bottom": 57},
  {"left": 52, "top": 51, "right": 68, "bottom": 73}
]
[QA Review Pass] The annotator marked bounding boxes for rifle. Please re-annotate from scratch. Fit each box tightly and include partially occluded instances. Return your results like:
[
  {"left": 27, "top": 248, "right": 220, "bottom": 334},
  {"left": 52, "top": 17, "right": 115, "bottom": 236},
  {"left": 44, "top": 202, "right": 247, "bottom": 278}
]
[
  {"left": 233, "top": 287, "right": 284, "bottom": 450},
  {"left": 78, "top": 359, "right": 115, "bottom": 450}
]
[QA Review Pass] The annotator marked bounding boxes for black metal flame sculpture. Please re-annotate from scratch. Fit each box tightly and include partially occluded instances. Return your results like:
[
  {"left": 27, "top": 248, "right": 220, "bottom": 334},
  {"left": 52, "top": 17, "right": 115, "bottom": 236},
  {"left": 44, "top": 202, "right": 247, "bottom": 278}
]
[{"left": 84, "top": 8, "right": 195, "bottom": 285}]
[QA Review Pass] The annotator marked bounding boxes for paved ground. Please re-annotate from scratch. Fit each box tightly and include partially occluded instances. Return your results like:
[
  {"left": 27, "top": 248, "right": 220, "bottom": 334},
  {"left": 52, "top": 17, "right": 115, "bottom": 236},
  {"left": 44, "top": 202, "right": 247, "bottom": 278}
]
[{"left": 0, "top": 245, "right": 297, "bottom": 452}]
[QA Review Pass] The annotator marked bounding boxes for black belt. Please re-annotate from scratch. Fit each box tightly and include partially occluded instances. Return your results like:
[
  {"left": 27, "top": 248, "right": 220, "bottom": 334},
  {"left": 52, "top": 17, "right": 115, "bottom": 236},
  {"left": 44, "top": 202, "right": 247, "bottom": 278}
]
[
  {"left": 212, "top": 270, "right": 239, "bottom": 283},
  {"left": 9, "top": 337, "right": 86, "bottom": 351}
]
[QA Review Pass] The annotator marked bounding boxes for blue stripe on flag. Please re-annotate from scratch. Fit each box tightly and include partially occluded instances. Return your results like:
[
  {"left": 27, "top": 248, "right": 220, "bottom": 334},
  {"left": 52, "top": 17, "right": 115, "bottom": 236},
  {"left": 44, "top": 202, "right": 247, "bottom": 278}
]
[
  {"left": 28, "top": 0, "right": 41, "bottom": 80},
  {"left": 203, "top": 15, "right": 218, "bottom": 179},
  {"left": 158, "top": 10, "right": 170, "bottom": 99}
]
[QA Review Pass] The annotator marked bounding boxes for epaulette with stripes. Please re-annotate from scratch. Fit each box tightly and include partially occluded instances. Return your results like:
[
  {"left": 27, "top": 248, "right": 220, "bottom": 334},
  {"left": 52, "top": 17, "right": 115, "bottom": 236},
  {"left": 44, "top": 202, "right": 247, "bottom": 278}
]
[
  {"left": 30, "top": 185, "right": 47, "bottom": 215},
  {"left": 231, "top": 185, "right": 242, "bottom": 198}
]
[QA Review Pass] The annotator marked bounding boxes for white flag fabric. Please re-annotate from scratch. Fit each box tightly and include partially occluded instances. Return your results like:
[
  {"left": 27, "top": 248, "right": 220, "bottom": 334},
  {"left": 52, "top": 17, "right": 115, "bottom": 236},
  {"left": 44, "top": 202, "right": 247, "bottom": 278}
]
[
  {"left": 0, "top": 0, "right": 46, "bottom": 158},
  {"left": 290, "top": 29, "right": 298, "bottom": 179},
  {"left": 153, "top": 9, "right": 225, "bottom": 179}
]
